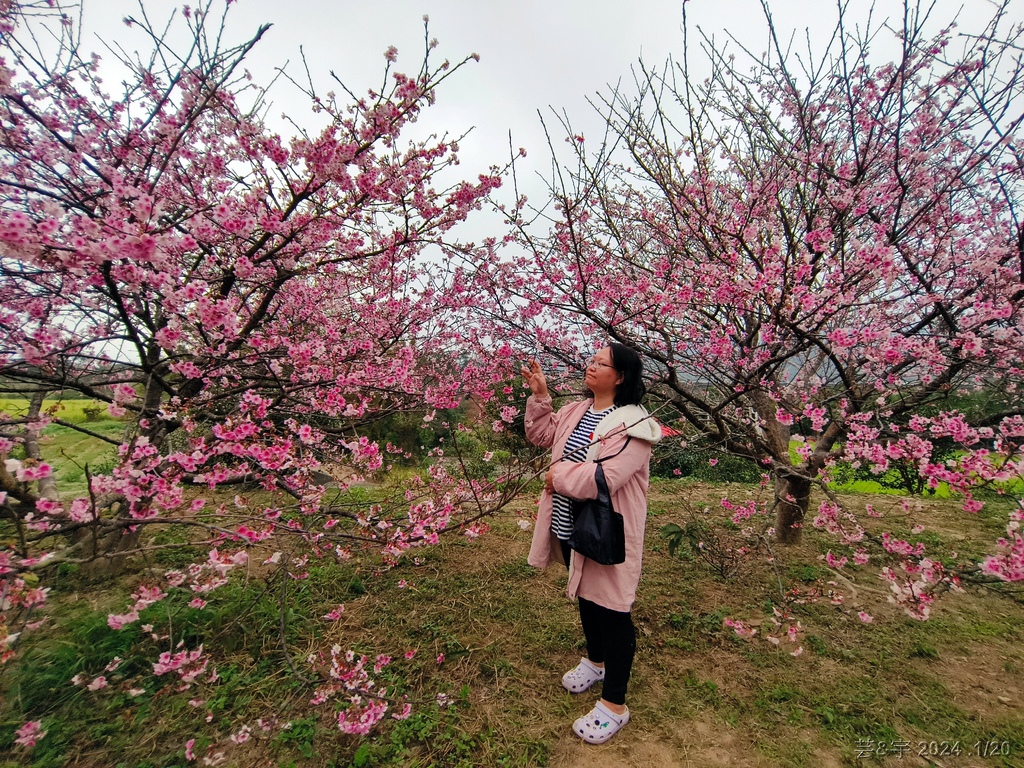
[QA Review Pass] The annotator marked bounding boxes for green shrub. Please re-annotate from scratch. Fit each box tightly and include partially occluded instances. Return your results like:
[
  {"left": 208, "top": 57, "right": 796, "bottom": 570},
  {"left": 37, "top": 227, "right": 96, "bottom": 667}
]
[{"left": 653, "top": 433, "right": 764, "bottom": 483}]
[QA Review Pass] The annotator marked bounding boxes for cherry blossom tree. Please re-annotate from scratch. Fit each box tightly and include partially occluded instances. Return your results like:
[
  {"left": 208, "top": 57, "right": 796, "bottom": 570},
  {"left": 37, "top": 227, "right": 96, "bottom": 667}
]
[
  {"left": 474, "top": 0, "right": 1024, "bottom": 615},
  {"left": 0, "top": 0, "right": 519, "bottom": 742}
]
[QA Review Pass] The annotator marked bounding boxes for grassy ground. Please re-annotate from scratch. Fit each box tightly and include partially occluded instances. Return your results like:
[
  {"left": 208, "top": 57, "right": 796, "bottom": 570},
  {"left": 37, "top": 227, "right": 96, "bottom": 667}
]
[
  {"left": 2, "top": 477, "right": 1022, "bottom": 768},
  {"left": 34, "top": 421, "right": 125, "bottom": 493}
]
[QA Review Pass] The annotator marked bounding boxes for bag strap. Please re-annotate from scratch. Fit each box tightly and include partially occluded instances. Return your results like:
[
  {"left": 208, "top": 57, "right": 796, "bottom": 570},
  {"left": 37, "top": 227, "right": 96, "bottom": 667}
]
[
  {"left": 591, "top": 436, "right": 632, "bottom": 498},
  {"left": 593, "top": 462, "right": 610, "bottom": 496},
  {"left": 594, "top": 436, "right": 632, "bottom": 464}
]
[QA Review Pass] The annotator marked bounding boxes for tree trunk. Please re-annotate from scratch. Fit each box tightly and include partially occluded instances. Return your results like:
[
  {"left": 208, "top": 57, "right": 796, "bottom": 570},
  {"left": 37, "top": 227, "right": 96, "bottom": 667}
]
[
  {"left": 774, "top": 472, "right": 812, "bottom": 544},
  {"left": 76, "top": 522, "right": 139, "bottom": 580},
  {"left": 25, "top": 391, "right": 59, "bottom": 501}
]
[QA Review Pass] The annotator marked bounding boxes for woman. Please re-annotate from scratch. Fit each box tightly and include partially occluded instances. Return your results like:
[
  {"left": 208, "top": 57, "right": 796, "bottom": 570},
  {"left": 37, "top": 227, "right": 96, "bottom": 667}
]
[{"left": 521, "top": 343, "right": 661, "bottom": 744}]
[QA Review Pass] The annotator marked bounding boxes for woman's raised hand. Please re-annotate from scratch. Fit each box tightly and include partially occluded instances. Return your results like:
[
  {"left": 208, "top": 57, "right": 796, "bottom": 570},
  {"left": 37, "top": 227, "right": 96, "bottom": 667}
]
[{"left": 521, "top": 359, "right": 549, "bottom": 399}]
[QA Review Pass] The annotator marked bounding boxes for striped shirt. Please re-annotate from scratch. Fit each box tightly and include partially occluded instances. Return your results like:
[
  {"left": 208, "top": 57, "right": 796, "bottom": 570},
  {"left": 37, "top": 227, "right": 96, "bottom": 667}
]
[{"left": 551, "top": 405, "right": 617, "bottom": 540}]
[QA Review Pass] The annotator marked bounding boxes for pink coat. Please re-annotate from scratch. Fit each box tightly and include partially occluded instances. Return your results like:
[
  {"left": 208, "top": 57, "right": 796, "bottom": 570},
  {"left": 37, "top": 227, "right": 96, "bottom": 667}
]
[{"left": 525, "top": 395, "right": 658, "bottom": 612}]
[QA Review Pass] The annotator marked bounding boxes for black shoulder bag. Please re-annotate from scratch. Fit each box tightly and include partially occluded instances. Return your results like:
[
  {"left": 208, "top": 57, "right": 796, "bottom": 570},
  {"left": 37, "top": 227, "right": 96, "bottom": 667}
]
[{"left": 568, "top": 437, "right": 631, "bottom": 565}]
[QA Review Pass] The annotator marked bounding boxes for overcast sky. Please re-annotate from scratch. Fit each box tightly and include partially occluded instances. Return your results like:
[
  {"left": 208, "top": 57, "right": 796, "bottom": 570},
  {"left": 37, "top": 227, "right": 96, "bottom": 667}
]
[{"left": 75, "top": 0, "right": 1015, "bottom": 212}]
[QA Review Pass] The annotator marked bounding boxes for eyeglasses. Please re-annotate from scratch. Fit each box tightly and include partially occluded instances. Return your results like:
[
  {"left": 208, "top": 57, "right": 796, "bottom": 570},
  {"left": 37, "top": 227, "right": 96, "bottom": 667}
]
[{"left": 586, "top": 356, "right": 617, "bottom": 371}]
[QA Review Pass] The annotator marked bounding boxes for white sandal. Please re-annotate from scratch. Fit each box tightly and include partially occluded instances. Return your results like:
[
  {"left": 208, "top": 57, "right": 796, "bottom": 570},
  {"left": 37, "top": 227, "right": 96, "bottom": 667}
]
[
  {"left": 561, "top": 658, "right": 605, "bottom": 693},
  {"left": 573, "top": 700, "right": 630, "bottom": 744}
]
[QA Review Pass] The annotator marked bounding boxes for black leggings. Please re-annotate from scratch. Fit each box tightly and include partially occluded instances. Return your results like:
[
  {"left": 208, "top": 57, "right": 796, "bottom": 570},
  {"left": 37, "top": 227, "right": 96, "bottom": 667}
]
[{"left": 559, "top": 541, "right": 637, "bottom": 706}]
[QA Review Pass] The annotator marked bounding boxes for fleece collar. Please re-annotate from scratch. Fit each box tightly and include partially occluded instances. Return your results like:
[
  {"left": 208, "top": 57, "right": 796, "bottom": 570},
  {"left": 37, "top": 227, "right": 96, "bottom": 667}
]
[{"left": 593, "top": 404, "right": 663, "bottom": 445}]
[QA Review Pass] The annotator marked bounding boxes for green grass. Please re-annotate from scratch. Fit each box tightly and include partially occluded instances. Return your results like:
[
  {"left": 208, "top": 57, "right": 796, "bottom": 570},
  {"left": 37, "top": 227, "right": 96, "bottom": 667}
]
[{"left": 36, "top": 422, "right": 124, "bottom": 492}]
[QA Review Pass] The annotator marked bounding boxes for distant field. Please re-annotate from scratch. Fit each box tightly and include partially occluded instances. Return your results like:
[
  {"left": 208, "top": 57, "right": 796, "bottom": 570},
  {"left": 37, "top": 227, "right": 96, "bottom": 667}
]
[
  {"left": 831, "top": 464, "right": 1023, "bottom": 498},
  {"left": 792, "top": 440, "right": 1024, "bottom": 498},
  {"left": 0, "top": 397, "right": 125, "bottom": 495},
  {"left": 0, "top": 397, "right": 115, "bottom": 425}
]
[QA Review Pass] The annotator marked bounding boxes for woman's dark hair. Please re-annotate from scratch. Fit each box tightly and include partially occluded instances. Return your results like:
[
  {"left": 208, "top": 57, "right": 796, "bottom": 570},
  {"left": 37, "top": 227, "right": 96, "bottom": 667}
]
[
  {"left": 609, "top": 343, "right": 646, "bottom": 406},
  {"left": 583, "top": 342, "right": 646, "bottom": 406}
]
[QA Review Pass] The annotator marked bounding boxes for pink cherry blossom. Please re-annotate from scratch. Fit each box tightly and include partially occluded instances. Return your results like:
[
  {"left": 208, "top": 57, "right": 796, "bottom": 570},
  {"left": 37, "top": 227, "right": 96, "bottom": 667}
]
[
  {"left": 14, "top": 720, "right": 45, "bottom": 749},
  {"left": 322, "top": 605, "right": 345, "bottom": 621}
]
